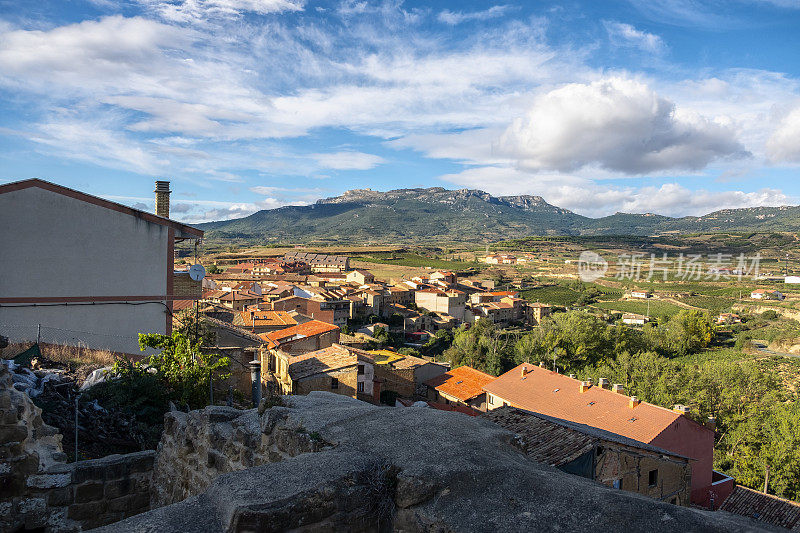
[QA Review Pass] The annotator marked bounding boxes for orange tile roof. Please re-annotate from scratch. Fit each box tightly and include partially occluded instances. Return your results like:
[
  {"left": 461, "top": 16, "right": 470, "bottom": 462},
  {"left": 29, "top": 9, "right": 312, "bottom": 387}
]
[
  {"left": 259, "top": 319, "right": 339, "bottom": 347},
  {"left": 483, "top": 363, "right": 693, "bottom": 444},
  {"left": 426, "top": 366, "right": 495, "bottom": 401},
  {"left": 238, "top": 310, "right": 298, "bottom": 328}
]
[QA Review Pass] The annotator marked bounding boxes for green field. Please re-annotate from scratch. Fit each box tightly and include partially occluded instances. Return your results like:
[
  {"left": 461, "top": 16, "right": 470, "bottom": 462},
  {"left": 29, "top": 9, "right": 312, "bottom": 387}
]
[
  {"left": 520, "top": 285, "right": 582, "bottom": 306},
  {"left": 593, "top": 300, "right": 685, "bottom": 318},
  {"left": 676, "top": 295, "right": 736, "bottom": 313}
]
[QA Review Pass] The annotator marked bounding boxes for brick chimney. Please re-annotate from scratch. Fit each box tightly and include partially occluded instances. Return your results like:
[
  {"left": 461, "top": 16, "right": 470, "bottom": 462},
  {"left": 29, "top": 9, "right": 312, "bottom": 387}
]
[
  {"left": 706, "top": 416, "right": 717, "bottom": 431},
  {"left": 155, "top": 180, "right": 171, "bottom": 218},
  {"left": 612, "top": 383, "right": 624, "bottom": 394},
  {"left": 579, "top": 381, "right": 590, "bottom": 393},
  {"left": 629, "top": 396, "right": 640, "bottom": 408},
  {"left": 598, "top": 378, "right": 610, "bottom": 389},
  {"left": 521, "top": 366, "right": 529, "bottom": 378}
]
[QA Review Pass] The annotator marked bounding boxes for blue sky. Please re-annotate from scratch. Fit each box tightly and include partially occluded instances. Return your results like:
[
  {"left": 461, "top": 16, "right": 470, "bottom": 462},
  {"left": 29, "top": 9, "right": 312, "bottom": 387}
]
[{"left": 1, "top": 0, "right": 799, "bottom": 223}]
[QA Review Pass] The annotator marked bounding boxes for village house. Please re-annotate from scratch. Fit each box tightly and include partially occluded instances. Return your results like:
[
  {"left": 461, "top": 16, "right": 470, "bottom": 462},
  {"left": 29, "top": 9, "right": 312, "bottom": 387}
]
[
  {"left": 629, "top": 290, "right": 652, "bottom": 299},
  {"left": 283, "top": 252, "right": 350, "bottom": 272},
  {"left": 482, "top": 364, "right": 720, "bottom": 507},
  {"left": 259, "top": 319, "right": 340, "bottom": 358},
  {"left": 0, "top": 179, "right": 203, "bottom": 355},
  {"left": 252, "top": 259, "right": 311, "bottom": 276},
  {"left": 363, "top": 350, "right": 448, "bottom": 400},
  {"left": 271, "top": 343, "right": 376, "bottom": 400},
  {"left": 716, "top": 313, "right": 742, "bottom": 325},
  {"left": 525, "top": 302, "right": 552, "bottom": 325},
  {"left": 345, "top": 269, "right": 375, "bottom": 285},
  {"left": 429, "top": 271, "right": 456, "bottom": 286},
  {"left": 415, "top": 288, "right": 467, "bottom": 321},
  {"left": 426, "top": 365, "right": 495, "bottom": 412},
  {"left": 232, "top": 309, "right": 299, "bottom": 334},
  {"left": 622, "top": 313, "right": 650, "bottom": 326},
  {"left": 271, "top": 295, "right": 349, "bottom": 327},
  {"left": 484, "top": 407, "right": 693, "bottom": 506},
  {"left": 750, "top": 289, "right": 784, "bottom": 300},
  {"left": 385, "top": 286, "right": 413, "bottom": 306},
  {"left": 217, "top": 290, "right": 261, "bottom": 311}
]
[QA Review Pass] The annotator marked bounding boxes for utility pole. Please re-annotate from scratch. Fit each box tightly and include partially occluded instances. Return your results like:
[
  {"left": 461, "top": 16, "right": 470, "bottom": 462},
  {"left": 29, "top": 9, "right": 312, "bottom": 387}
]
[{"left": 37, "top": 324, "right": 41, "bottom": 345}]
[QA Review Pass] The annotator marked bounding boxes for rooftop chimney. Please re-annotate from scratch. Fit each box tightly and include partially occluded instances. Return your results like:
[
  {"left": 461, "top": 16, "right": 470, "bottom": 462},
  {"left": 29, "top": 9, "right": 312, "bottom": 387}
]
[
  {"left": 706, "top": 416, "right": 717, "bottom": 431},
  {"left": 569, "top": 373, "right": 576, "bottom": 379},
  {"left": 155, "top": 180, "right": 171, "bottom": 218},
  {"left": 629, "top": 396, "right": 640, "bottom": 408},
  {"left": 579, "top": 381, "right": 590, "bottom": 393},
  {"left": 612, "top": 383, "right": 624, "bottom": 394},
  {"left": 598, "top": 378, "right": 610, "bottom": 389},
  {"left": 538, "top": 362, "right": 545, "bottom": 367},
  {"left": 673, "top": 404, "right": 690, "bottom": 415},
  {"left": 521, "top": 366, "right": 529, "bottom": 378}
]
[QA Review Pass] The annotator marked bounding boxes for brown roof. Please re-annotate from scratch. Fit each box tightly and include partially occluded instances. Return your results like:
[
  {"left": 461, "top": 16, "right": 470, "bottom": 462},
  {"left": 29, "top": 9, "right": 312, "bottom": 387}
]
[
  {"left": 483, "top": 363, "right": 699, "bottom": 444},
  {"left": 720, "top": 486, "right": 800, "bottom": 532},
  {"left": 426, "top": 366, "right": 495, "bottom": 401},
  {"left": 219, "top": 290, "right": 260, "bottom": 301},
  {"left": 286, "top": 344, "right": 362, "bottom": 381}
]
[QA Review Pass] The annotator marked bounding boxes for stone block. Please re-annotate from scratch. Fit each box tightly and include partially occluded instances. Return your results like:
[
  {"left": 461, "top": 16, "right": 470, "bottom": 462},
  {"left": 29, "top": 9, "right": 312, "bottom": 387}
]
[
  {"left": 105, "top": 476, "right": 132, "bottom": 499},
  {"left": 72, "top": 461, "right": 107, "bottom": 484},
  {"left": 0, "top": 391, "right": 11, "bottom": 409},
  {"left": 106, "top": 494, "right": 134, "bottom": 513},
  {"left": 74, "top": 481, "right": 105, "bottom": 503},
  {"left": 0, "top": 423, "right": 28, "bottom": 444},
  {"left": 47, "top": 486, "right": 74, "bottom": 507},
  {"left": 67, "top": 501, "right": 105, "bottom": 521},
  {"left": 26, "top": 472, "right": 72, "bottom": 489},
  {"left": 127, "top": 450, "right": 156, "bottom": 473}
]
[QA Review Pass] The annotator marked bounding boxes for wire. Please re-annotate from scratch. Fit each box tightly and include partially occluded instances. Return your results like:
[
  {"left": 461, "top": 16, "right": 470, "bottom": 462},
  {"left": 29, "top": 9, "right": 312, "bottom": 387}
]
[{"left": 0, "top": 301, "right": 173, "bottom": 316}]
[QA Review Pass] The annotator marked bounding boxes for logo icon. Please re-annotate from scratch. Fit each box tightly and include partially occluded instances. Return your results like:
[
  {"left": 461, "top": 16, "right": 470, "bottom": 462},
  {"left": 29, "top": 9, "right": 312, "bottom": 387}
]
[{"left": 578, "top": 251, "right": 608, "bottom": 282}]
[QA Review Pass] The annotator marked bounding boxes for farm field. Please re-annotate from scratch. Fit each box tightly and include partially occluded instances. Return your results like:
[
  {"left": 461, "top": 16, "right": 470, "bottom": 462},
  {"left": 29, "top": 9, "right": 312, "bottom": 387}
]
[{"left": 593, "top": 299, "right": 685, "bottom": 318}]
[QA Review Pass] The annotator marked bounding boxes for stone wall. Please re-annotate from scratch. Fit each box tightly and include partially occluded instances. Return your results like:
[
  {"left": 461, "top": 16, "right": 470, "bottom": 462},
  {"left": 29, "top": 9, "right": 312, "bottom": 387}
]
[
  {"left": 150, "top": 403, "right": 326, "bottom": 508},
  {"left": 0, "top": 363, "right": 155, "bottom": 531},
  {"left": 110, "top": 393, "right": 777, "bottom": 533}
]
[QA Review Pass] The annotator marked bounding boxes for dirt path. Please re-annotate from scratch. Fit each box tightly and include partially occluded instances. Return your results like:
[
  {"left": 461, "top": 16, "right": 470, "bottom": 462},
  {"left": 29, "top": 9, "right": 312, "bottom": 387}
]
[{"left": 661, "top": 297, "right": 704, "bottom": 311}]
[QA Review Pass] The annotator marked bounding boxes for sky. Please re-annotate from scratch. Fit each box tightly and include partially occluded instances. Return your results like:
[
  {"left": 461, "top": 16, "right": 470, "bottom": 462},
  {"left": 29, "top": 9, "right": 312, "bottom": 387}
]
[{"left": 1, "top": 0, "right": 799, "bottom": 223}]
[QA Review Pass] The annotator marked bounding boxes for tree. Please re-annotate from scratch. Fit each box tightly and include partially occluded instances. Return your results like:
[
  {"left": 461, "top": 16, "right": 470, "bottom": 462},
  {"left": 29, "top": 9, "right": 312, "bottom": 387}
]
[
  {"left": 206, "top": 264, "right": 221, "bottom": 274},
  {"left": 443, "top": 320, "right": 514, "bottom": 375}
]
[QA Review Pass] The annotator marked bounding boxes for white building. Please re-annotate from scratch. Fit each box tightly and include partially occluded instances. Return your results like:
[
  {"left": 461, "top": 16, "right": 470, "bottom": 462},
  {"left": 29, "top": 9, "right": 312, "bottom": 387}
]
[{"left": 0, "top": 179, "right": 203, "bottom": 355}]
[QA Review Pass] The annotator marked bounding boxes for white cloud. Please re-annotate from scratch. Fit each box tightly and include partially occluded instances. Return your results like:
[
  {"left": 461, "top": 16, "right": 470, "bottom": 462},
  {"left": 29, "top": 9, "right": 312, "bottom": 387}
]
[
  {"left": 766, "top": 104, "right": 800, "bottom": 163},
  {"left": 496, "top": 77, "right": 747, "bottom": 174},
  {"left": 310, "top": 151, "right": 385, "bottom": 170},
  {"left": 137, "top": 0, "right": 304, "bottom": 23},
  {"left": 603, "top": 21, "right": 666, "bottom": 54},
  {"left": 438, "top": 5, "right": 510, "bottom": 25},
  {"left": 439, "top": 165, "right": 789, "bottom": 217}
]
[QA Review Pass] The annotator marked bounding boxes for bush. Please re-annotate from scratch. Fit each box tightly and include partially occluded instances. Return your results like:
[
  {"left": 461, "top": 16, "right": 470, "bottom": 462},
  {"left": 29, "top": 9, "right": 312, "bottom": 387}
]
[{"left": 762, "top": 310, "right": 779, "bottom": 320}]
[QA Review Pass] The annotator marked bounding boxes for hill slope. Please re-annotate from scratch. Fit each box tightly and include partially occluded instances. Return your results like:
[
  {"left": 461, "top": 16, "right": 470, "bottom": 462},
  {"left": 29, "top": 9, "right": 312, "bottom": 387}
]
[{"left": 198, "top": 187, "right": 800, "bottom": 242}]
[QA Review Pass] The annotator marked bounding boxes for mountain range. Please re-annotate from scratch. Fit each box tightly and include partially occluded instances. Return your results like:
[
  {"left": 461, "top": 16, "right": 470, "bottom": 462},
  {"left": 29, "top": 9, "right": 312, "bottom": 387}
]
[{"left": 197, "top": 187, "right": 800, "bottom": 243}]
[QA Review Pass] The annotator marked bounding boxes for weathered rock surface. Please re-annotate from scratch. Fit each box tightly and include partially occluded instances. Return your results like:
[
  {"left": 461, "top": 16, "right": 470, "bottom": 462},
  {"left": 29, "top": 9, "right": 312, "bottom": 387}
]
[{"left": 102, "top": 392, "right": 777, "bottom": 532}]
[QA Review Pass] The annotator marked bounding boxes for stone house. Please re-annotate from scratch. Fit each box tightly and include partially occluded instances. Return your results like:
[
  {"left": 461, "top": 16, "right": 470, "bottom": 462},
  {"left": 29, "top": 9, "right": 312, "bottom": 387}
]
[
  {"left": 217, "top": 290, "right": 261, "bottom": 311},
  {"left": 345, "top": 269, "right": 375, "bottom": 286},
  {"left": 363, "top": 351, "right": 448, "bottom": 399},
  {"left": 483, "top": 364, "right": 718, "bottom": 507},
  {"left": 271, "top": 295, "right": 350, "bottom": 328},
  {"left": 484, "top": 407, "right": 693, "bottom": 506},
  {"left": 621, "top": 313, "right": 650, "bottom": 326},
  {"left": 274, "top": 344, "right": 376, "bottom": 399},
  {"left": 414, "top": 289, "right": 466, "bottom": 321},
  {"left": 525, "top": 302, "right": 552, "bottom": 325},
  {"left": 426, "top": 365, "right": 495, "bottom": 412}
]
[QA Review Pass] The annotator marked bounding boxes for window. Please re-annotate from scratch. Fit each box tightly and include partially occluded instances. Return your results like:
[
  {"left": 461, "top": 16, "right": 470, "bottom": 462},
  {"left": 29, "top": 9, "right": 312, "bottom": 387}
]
[
  {"left": 357, "top": 382, "right": 364, "bottom": 393},
  {"left": 488, "top": 395, "right": 494, "bottom": 405},
  {"left": 596, "top": 446, "right": 604, "bottom": 457},
  {"left": 648, "top": 469, "right": 658, "bottom": 487},
  {"left": 331, "top": 378, "right": 339, "bottom": 390},
  {"left": 612, "top": 479, "right": 622, "bottom": 490},
  {"left": 358, "top": 364, "right": 365, "bottom": 375}
]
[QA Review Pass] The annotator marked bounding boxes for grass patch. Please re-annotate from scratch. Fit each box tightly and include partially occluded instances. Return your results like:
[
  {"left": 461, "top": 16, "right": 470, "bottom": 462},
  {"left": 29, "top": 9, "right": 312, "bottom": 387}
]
[{"left": 520, "top": 285, "right": 582, "bottom": 306}]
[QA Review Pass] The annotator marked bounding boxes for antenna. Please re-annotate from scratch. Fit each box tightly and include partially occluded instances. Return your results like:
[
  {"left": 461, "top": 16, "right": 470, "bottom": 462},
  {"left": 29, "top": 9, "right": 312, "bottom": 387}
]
[{"left": 189, "top": 264, "right": 206, "bottom": 281}]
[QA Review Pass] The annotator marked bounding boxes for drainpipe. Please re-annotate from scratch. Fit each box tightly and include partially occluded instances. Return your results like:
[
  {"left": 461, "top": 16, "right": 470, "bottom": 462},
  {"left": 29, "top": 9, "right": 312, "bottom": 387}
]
[{"left": 250, "top": 359, "right": 262, "bottom": 408}]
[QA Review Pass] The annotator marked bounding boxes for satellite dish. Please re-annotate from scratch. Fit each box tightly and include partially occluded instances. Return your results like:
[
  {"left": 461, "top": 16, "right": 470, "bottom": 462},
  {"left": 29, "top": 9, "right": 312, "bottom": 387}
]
[{"left": 188, "top": 264, "right": 206, "bottom": 281}]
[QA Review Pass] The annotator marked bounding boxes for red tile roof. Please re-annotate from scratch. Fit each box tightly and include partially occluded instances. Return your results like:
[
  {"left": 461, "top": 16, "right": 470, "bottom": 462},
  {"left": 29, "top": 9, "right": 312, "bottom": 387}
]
[
  {"left": 483, "top": 363, "right": 699, "bottom": 444},
  {"left": 426, "top": 365, "right": 495, "bottom": 401}
]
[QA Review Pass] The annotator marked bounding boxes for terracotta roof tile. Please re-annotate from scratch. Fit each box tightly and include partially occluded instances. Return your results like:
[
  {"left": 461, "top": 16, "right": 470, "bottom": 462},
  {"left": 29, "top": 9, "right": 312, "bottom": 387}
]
[
  {"left": 483, "top": 363, "right": 694, "bottom": 444},
  {"left": 259, "top": 319, "right": 339, "bottom": 347},
  {"left": 426, "top": 365, "right": 495, "bottom": 401}
]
